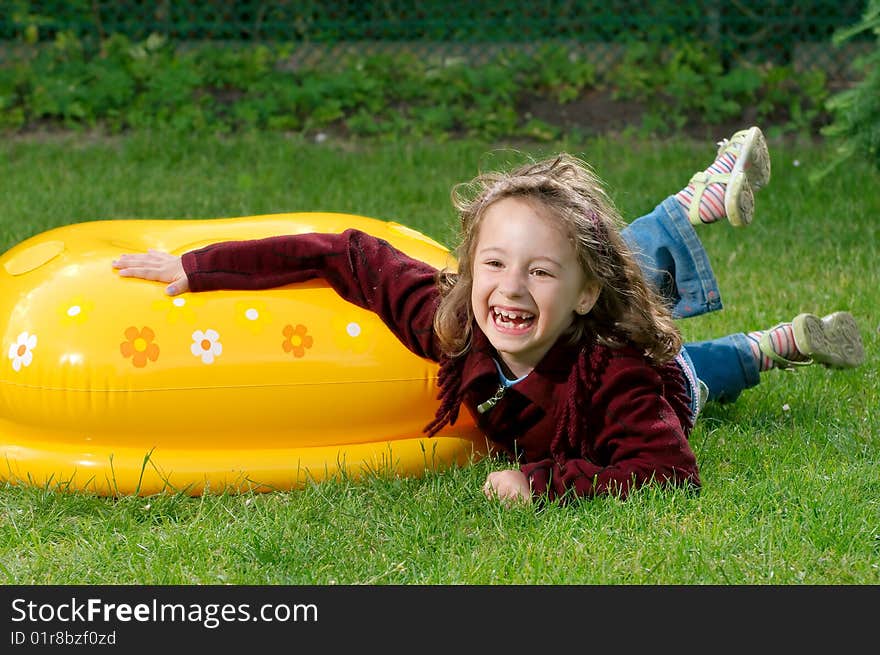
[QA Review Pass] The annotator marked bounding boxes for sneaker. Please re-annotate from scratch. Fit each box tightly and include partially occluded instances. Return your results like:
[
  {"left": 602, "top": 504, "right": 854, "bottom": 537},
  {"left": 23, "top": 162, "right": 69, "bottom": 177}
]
[
  {"left": 682, "top": 126, "right": 770, "bottom": 228},
  {"left": 686, "top": 168, "right": 755, "bottom": 228},
  {"left": 792, "top": 311, "right": 865, "bottom": 369},
  {"left": 716, "top": 126, "right": 771, "bottom": 190}
]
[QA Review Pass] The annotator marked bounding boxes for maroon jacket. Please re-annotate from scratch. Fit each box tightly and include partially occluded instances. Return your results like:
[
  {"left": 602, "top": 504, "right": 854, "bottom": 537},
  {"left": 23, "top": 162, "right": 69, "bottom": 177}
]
[{"left": 182, "top": 229, "right": 700, "bottom": 501}]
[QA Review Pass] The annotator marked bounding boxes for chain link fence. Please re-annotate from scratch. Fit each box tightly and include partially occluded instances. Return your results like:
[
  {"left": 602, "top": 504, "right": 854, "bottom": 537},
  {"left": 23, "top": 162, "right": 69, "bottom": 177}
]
[{"left": 0, "top": 1, "right": 871, "bottom": 78}]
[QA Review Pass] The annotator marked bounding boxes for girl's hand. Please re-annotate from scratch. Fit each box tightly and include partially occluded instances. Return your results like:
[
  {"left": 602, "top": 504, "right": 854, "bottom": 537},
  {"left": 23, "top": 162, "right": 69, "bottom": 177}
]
[
  {"left": 483, "top": 469, "right": 532, "bottom": 506},
  {"left": 112, "top": 249, "right": 189, "bottom": 296}
]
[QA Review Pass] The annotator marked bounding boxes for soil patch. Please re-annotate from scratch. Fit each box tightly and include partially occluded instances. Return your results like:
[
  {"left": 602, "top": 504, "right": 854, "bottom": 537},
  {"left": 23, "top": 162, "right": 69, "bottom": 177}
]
[{"left": 519, "top": 87, "right": 825, "bottom": 142}]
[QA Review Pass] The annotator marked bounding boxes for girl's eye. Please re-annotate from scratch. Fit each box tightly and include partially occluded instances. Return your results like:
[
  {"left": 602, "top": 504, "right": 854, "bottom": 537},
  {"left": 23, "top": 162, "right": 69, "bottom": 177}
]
[
  {"left": 485, "top": 260, "right": 503, "bottom": 268},
  {"left": 531, "top": 269, "right": 551, "bottom": 277}
]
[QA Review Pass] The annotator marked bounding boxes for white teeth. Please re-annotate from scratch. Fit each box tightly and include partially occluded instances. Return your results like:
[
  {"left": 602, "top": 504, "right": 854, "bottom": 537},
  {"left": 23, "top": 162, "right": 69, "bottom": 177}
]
[
  {"left": 492, "top": 308, "right": 534, "bottom": 330},
  {"left": 494, "top": 308, "right": 533, "bottom": 320}
]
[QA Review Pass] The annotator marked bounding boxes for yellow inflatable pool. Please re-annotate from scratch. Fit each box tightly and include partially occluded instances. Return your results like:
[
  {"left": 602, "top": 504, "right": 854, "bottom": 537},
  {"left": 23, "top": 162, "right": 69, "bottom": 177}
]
[{"left": 0, "top": 213, "right": 489, "bottom": 496}]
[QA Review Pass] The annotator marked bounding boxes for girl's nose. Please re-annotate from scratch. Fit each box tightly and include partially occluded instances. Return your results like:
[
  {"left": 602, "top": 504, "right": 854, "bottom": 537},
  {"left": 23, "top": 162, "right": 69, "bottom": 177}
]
[{"left": 498, "top": 269, "right": 527, "bottom": 297}]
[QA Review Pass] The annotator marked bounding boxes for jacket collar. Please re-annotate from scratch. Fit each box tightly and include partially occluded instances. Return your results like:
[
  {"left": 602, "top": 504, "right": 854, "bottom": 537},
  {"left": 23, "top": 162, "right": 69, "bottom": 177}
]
[{"left": 460, "top": 326, "right": 587, "bottom": 411}]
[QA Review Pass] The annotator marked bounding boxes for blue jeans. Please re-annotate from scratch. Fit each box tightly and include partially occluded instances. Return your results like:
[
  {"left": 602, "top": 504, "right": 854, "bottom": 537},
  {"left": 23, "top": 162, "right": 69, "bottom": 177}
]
[{"left": 622, "top": 196, "right": 760, "bottom": 409}]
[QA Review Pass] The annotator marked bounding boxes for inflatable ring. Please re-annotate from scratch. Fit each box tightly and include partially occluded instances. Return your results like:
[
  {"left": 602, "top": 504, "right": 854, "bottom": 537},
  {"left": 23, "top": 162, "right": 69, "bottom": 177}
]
[{"left": 0, "top": 213, "right": 489, "bottom": 496}]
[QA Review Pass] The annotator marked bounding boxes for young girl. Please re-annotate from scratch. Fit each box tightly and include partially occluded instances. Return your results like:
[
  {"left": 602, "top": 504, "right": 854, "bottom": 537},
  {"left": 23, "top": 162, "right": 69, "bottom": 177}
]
[{"left": 113, "top": 126, "right": 864, "bottom": 505}]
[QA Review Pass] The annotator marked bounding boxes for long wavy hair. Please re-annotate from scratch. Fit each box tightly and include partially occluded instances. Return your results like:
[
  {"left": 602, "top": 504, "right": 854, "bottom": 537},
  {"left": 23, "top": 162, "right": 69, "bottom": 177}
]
[{"left": 433, "top": 153, "right": 682, "bottom": 365}]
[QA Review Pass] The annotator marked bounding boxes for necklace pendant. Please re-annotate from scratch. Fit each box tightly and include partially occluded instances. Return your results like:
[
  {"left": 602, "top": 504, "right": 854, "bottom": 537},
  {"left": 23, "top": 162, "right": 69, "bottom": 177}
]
[{"left": 477, "top": 384, "right": 507, "bottom": 414}]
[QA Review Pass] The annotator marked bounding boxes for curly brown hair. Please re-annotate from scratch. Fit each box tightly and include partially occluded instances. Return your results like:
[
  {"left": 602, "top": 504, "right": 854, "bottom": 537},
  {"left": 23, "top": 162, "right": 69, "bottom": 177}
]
[{"left": 433, "top": 152, "right": 682, "bottom": 365}]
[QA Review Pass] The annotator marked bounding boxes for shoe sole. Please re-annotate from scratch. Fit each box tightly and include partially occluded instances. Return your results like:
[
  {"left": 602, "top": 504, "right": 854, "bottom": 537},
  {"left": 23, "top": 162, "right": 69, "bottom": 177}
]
[
  {"left": 724, "top": 170, "right": 754, "bottom": 227},
  {"left": 792, "top": 311, "right": 865, "bottom": 368},
  {"left": 722, "top": 126, "right": 771, "bottom": 189}
]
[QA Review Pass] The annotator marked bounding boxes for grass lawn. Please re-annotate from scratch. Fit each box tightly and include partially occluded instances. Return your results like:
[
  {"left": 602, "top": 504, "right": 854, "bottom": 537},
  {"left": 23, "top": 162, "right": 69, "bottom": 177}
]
[{"left": 0, "top": 130, "right": 877, "bottom": 584}]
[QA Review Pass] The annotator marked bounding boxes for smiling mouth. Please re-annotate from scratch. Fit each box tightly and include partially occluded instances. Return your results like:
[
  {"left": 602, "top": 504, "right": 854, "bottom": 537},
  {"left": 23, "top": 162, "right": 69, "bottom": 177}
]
[{"left": 492, "top": 307, "right": 535, "bottom": 331}]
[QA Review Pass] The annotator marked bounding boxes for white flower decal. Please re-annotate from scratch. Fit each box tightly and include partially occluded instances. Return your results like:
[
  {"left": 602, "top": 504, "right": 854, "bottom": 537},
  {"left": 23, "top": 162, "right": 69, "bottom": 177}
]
[
  {"left": 8, "top": 331, "right": 37, "bottom": 372},
  {"left": 191, "top": 329, "right": 222, "bottom": 364}
]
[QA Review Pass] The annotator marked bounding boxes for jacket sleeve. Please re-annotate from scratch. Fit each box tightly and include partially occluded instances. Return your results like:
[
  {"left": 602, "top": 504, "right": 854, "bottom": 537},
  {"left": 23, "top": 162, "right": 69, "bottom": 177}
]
[
  {"left": 520, "top": 357, "right": 700, "bottom": 502},
  {"left": 181, "top": 229, "right": 443, "bottom": 360}
]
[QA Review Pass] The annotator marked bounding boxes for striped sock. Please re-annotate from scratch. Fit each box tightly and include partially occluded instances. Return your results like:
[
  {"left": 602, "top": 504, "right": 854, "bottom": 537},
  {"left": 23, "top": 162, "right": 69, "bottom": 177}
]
[
  {"left": 675, "top": 152, "right": 736, "bottom": 224},
  {"left": 746, "top": 323, "right": 807, "bottom": 371}
]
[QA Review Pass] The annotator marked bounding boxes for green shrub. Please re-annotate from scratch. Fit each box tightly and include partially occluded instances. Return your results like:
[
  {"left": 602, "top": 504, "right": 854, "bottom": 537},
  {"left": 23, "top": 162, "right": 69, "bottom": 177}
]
[
  {"left": 814, "top": 0, "right": 880, "bottom": 180},
  {"left": 0, "top": 31, "right": 837, "bottom": 141}
]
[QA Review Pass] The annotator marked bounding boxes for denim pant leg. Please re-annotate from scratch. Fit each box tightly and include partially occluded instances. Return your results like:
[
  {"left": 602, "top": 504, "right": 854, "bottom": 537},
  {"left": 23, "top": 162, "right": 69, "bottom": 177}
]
[
  {"left": 621, "top": 196, "right": 722, "bottom": 320},
  {"left": 683, "top": 333, "right": 760, "bottom": 404}
]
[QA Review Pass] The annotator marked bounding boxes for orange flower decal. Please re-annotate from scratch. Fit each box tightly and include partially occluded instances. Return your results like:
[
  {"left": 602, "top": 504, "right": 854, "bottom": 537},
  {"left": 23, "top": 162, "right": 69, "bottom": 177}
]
[
  {"left": 282, "top": 324, "right": 313, "bottom": 358},
  {"left": 120, "top": 326, "right": 160, "bottom": 368}
]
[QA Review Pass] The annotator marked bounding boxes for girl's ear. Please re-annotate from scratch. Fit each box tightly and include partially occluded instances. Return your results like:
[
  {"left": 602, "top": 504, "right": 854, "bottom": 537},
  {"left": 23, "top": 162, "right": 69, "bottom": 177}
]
[{"left": 575, "top": 283, "right": 601, "bottom": 316}]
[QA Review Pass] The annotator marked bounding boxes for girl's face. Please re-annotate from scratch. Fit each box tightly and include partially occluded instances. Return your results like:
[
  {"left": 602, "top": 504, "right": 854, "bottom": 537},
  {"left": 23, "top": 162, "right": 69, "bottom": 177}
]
[{"left": 470, "top": 196, "right": 599, "bottom": 379}]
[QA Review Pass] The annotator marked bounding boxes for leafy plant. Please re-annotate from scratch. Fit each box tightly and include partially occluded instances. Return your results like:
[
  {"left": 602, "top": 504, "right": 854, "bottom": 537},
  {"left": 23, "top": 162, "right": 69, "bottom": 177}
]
[
  {"left": 0, "top": 30, "right": 841, "bottom": 141},
  {"left": 813, "top": 0, "right": 880, "bottom": 180},
  {"left": 516, "top": 43, "right": 597, "bottom": 104},
  {"left": 755, "top": 66, "right": 829, "bottom": 137}
]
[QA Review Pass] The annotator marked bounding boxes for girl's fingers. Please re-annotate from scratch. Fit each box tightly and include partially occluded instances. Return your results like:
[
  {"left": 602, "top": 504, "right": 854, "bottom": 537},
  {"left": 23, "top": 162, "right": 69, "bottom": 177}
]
[
  {"left": 112, "top": 252, "right": 183, "bottom": 285},
  {"left": 116, "top": 266, "right": 166, "bottom": 281},
  {"left": 112, "top": 251, "right": 174, "bottom": 268}
]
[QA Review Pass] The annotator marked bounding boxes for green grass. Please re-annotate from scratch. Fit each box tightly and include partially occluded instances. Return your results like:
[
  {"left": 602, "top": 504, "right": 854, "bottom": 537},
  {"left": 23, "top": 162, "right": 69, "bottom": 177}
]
[{"left": 0, "top": 131, "right": 878, "bottom": 584}]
